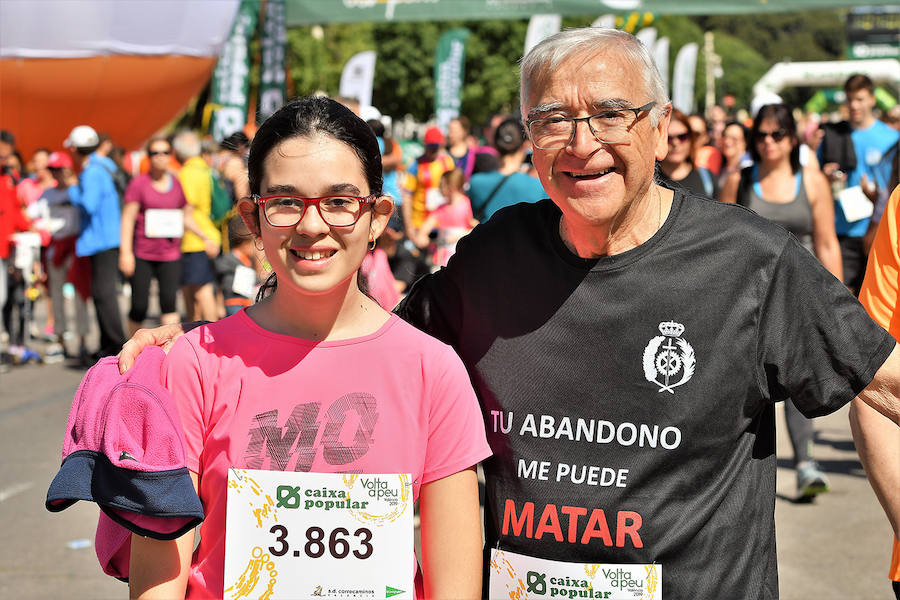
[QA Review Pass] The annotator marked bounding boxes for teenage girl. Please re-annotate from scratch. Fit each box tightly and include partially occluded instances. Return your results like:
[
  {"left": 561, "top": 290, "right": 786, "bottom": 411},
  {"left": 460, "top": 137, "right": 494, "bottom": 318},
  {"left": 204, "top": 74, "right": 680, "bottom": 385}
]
[{"left": 128, "top": 97, "right": 490, "bottom": 599}]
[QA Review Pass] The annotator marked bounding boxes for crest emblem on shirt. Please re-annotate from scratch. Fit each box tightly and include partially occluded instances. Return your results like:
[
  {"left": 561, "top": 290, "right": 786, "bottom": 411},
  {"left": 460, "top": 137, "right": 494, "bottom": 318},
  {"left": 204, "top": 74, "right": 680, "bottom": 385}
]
[{"left": 643, "top": 321, "right": 696, "bottom": 394}]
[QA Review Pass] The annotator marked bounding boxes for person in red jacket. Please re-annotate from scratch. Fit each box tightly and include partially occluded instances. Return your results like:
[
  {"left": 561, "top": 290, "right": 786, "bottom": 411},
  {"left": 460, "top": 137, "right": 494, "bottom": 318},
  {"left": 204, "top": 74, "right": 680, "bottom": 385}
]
[{"left": 0, "top": 144, "right": 32, "bottom": 370}]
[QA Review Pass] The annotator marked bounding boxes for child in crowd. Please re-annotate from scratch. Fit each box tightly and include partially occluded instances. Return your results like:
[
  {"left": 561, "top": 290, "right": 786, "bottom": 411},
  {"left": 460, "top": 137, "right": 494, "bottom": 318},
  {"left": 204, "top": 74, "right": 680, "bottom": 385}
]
[
  {"left": 412, "top": 169, "right": 476, "bottom": 268},
  {"left": 128, "top": 97, "right": 490, "bottom": 599},
  {"left": 214, "top": 215, "right": 259, "bottom": 317}
]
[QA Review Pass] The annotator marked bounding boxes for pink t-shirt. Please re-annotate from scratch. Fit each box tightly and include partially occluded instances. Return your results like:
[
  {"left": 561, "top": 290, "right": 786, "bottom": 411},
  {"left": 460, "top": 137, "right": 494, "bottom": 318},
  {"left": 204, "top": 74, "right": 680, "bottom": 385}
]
[
  {"left": 163, "top": 311, "right": 491, "bottom": 599},
  {"left": 431, "top": 197, "right": 473, "bottom": 229},
  {"left": 124, "top": 173, "right": 187, "bottom": 262}
]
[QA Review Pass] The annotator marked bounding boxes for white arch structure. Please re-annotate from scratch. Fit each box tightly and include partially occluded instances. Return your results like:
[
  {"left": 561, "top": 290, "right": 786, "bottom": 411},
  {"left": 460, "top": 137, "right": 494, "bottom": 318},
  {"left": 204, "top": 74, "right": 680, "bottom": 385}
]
[{"left": 753, "top": 58, "right": 900, "bottom": 97}]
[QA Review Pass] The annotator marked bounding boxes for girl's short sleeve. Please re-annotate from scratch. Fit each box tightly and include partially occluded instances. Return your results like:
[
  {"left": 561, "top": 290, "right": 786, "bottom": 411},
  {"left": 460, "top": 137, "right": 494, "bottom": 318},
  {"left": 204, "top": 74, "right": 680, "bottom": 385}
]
[
  {"left": 421, "top": 344, "right": 492, "bottom": 484},
  {"left": 162, "top": 337, "right": 206, "bottom": 474}
]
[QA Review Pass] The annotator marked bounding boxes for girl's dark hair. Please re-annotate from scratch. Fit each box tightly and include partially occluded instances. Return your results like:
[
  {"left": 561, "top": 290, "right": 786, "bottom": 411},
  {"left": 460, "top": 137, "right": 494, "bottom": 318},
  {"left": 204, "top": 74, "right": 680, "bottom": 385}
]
[
  {"left": 750, "top": 103, "right": 800, "bottom": 173},
  {"left": 250, "top": 96, "right": 383, "bottom": 301},
  {"left": 248, "top": 96, "right": 383, "bottom": 197}
]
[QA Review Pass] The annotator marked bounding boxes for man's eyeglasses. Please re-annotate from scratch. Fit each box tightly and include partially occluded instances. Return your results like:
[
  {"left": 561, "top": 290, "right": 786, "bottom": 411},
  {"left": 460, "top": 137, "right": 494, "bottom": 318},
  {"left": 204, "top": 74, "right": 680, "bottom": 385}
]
[
  {"left": 754, "top": 129, "right": 789, "bottom": 143},
  {"left": 526, "top": 102, "right": 656, "bottom": 150},
  {"left": 253, "top": 194, "right": 376, "bottom": 228},
  {"left": 668, "top": 132, "right": 691, "bottom": 145},
  {"left": 148, "top": 150, "right": 170, "bottom": 157}
]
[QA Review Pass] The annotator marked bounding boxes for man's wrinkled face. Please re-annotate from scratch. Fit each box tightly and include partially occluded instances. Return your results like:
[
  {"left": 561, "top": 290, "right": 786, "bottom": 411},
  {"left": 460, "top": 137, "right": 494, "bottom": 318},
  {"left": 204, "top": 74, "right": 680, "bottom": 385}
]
[{"left": 524, "top": 49, "right": 669, "bottom": 229}]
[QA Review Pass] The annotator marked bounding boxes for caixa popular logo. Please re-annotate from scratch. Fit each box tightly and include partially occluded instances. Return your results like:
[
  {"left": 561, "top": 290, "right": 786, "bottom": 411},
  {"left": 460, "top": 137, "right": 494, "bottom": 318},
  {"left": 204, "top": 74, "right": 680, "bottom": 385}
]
[
  {"left": 360, "top": 477, "right": 399, "bottom": 506},
  {"left": 275, "top": 484, "right": 370, "bottom": 512},
  {"left": 525, "top": 571, "right": 613, "bottom": 598},
  {"left": 642, "top": 321, "right": 696, "bottom": 394}
]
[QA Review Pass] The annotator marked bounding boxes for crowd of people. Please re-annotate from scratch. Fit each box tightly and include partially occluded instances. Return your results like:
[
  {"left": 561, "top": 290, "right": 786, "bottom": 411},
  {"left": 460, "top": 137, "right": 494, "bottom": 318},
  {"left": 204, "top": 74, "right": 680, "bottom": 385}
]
[
  {"left": 0, "top": 126, "right": 265, "bottom": 371},
  {"left": 12, "top": 24, "right": 900, "bottom": 598}
]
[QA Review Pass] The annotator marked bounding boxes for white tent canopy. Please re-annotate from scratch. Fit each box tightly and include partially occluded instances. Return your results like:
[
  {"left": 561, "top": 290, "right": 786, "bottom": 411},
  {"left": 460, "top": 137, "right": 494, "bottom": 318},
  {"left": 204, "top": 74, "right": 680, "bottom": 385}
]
[{"left": 752, "top": 59, "right": 900, "bottom": 97}]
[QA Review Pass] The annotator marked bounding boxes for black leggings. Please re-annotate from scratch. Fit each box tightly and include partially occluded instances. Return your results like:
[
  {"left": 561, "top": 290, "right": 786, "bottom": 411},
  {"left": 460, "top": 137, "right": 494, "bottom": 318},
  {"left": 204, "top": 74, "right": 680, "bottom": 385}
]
[{"left": 129, "top": 258, "right": 181, "bottom": 323}]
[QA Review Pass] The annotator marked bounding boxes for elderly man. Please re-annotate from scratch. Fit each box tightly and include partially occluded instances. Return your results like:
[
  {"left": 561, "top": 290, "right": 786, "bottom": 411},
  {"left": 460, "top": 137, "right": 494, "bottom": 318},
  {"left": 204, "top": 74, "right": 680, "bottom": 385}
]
[
  {"left": 121, "top": 28, "right": 899, "bottom": 598},
  {"left": 398, "top": 28, "right": 900, "bottom": 597}
]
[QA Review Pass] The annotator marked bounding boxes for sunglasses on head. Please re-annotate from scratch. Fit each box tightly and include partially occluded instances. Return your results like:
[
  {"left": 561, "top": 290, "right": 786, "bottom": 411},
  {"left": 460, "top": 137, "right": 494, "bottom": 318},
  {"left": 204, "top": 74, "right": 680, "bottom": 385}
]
[
  {"left": 755, "top": 129, "right": 788, "bottom": 143},
  {"left": 148, "top": 149, "right": 170, "bottom": 157},
  {"left": 667, "top": 132, "right": 691, "bottom": 144}
]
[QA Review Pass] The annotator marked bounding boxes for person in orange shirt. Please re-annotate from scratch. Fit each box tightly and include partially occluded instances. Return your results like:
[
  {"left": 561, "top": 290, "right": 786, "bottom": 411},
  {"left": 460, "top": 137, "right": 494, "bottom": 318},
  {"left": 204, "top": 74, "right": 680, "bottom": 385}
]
[{"left": 856, "top": 183, "right": 900, "bottom": 600}]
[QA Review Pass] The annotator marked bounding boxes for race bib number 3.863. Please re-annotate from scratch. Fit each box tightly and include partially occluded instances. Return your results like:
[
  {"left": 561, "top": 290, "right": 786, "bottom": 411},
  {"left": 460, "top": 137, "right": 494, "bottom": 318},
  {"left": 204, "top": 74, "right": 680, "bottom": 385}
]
[
  {"left": 489, "top": 549, "right": 661, "bottom": 600},
  {"left": 224, "top": 469, "right": 413, "bottom": 599}
]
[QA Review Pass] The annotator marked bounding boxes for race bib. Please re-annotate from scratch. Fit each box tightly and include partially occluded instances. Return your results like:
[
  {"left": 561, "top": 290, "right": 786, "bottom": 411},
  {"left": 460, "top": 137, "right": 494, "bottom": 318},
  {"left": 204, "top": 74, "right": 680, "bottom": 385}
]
[
  {"left": 231, "top": 265, "right": 257, "bottom": 299},
  {"left": 224, "top": 469, "right": 413, "bottom": 600},
  {"left": 837, "top": 185, "right": 874, "bottom": 223},
  {"left": 489, "top": 548, "right": 661, "bottom": 600},
  {"left": 144, "top": 209, "right": 184, "bottom": 238}
]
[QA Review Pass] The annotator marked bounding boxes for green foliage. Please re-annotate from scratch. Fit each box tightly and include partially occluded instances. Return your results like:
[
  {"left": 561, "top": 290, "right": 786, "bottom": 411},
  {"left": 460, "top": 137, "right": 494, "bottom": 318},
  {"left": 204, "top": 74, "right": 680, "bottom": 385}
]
[
  {"left": 286, "top": 23, "right": 375, "bottom": 96},
  {"left": 280, "top": 11, "right": 850, "bottom": 125},
  {"left": 711, "top": 33, "right": 770, "bottom": 109}
]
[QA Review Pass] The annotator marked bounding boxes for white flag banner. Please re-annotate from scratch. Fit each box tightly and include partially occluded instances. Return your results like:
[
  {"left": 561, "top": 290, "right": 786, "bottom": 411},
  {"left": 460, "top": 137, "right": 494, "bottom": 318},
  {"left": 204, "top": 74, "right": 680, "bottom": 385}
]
[
  {"left": 339, "top": 50, "right": 377, "bottom": 110},
  {"left": 672, "top": 42, "right": 698, "bottom": 115},
  {"left": 524, "top": 14, "right": 562, "bottom": 55},
  {"left": 635, "top": 27, "right": 657, "bottom": 53},
  {"left": 654, "top": 37, "right": 670, "bottom": 96},
  {"left": 591, "top": 14, "right": 616, "bottom": 29}
]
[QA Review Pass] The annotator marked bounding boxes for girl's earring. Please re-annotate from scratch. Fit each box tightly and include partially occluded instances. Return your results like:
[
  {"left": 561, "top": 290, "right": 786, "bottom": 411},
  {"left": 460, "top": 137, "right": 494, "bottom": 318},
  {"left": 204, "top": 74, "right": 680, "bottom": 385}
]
[
  {"left": 254, "top": 236, "right": 265, "bottom": 251},
  {"left": 368, "top": 238, "right": 376, "bottom": 252}
]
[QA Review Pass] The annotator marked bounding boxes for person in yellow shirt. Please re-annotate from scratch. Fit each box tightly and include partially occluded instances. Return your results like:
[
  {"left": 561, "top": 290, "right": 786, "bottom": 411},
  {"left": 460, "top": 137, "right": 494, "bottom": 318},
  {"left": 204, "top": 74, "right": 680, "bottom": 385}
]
[
  {"left": 172, "top": 131, "right": 221, "bottom": 321},
  {"left": 856, "top": 183, "right": 900, "bottom": 600}
]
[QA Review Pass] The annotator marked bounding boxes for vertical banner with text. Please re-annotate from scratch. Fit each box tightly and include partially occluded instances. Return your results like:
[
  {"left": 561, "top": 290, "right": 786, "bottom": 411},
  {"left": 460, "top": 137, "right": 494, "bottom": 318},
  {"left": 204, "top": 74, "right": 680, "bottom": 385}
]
[
  {"left": 339, "top": 50, "right": 377, "bottom": 110},
  {"left": 672, "top": 42, "right": 698, "bottom": 115},
  {"left": 654, "top": 37, "right": 670, "bottom": 97},
  {"left": 433, "top": 28, "right": 470, "bottom": 133},
  {"left": 208, "top": 0, "right": 258, "bottom": 141},
  {"left": 258, "top": 0, "right": 287, "bottom": 123}
]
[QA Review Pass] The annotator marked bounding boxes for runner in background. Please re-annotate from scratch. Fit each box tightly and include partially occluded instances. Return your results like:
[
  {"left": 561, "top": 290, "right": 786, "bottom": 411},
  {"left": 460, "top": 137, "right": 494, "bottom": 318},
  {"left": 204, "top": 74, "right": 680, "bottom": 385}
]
[
  {"left": 856, "top": 184, "right": 900, "bottom": 600},
  {"left": 119, "top": 137, "right": 188, "bottom": 336},
  {"left": 173, "top": 130, "right": 220, "bottom": 322}
]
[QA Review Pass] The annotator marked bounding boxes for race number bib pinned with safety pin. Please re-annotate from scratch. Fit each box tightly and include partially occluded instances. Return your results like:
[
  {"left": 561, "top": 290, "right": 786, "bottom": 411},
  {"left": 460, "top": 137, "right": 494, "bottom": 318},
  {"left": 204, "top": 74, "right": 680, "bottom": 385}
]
[
  {"left": 144, "top": 209, "right": 184, "bottom": 238},
  {"left": 224, "top": 469, "right": 413, "bottom": 599},
  {"left": 489, "top": 548, "right": 661, "bottom": 600}
]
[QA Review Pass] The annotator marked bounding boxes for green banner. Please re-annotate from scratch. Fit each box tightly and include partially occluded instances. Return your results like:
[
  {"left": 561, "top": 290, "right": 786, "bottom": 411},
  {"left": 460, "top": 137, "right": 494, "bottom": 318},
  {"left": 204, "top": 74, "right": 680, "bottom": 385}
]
[
  {"left": 209, "top": 0, "right": 259, "bottom": 142},
  {"left": 434, "top": 28, "right": 470, "bottom": 132},
  {"left": 259, "top": 0, "right": 288, "bottom": 123},
  {"left": 286, "top": 0, "right": 900, "bottom": 25}
]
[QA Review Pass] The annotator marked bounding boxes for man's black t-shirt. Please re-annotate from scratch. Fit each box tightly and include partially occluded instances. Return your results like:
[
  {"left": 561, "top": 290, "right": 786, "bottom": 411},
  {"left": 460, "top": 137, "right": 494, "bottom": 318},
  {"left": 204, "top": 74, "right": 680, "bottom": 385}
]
[{"left": 396, "top": 191, "right": 894, "bottom": 599}]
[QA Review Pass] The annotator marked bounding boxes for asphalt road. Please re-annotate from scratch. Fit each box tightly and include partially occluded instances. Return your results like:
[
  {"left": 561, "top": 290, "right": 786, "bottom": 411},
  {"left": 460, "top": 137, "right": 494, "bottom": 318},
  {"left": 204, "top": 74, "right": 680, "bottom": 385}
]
[{"left": 0, "top": 318, "right": 895, "bottom": 599}]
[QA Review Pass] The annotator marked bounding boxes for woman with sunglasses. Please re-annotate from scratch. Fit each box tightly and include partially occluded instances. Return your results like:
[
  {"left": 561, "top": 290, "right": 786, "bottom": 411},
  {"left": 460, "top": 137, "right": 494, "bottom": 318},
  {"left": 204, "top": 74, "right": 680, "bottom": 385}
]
[
  {"left": 721, "top": 103, "right": 842, "bottom": 500},
  {"left": 658, "top": 108, "right": 718, "bottom": 199},
  {"left": 119, "top": 137, "right": 198, "bottom": 336},
  {"left": 128, "top": 97, "right": 490, "bottom": 599}
]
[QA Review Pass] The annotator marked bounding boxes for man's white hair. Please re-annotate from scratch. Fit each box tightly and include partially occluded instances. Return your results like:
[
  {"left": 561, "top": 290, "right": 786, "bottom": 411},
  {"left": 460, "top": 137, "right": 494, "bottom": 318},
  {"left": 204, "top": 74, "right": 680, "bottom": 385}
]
[
  {"left": 520, "top": 28, "right": 670, "bottom": 126},
  {"left": 172, "top": 130, "right": 201, "bottom": 162}
]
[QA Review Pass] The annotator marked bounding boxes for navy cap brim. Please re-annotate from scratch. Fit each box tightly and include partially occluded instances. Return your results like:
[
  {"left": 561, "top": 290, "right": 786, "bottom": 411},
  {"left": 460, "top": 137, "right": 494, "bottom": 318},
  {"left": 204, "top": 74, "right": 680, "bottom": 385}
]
[{"left": 46, "top": 450, "right": 203, "bottom": 540}]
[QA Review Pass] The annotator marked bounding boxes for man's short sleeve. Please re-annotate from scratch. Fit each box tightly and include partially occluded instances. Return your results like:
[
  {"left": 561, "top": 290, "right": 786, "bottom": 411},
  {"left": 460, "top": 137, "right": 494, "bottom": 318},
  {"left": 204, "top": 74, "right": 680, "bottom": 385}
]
[
  {"left": 395, "top": 267, "right": 463, "bottom": 348},
  {"left": 756, "top": 237, "right": 895, "bottom": 417}
]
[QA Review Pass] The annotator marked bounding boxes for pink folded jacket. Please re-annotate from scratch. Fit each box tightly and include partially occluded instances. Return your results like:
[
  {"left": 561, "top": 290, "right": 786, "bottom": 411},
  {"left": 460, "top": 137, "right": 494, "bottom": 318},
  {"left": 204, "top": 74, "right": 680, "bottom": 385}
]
[{"left": 46, "top": 346, "right": 203, "bottom": 579}]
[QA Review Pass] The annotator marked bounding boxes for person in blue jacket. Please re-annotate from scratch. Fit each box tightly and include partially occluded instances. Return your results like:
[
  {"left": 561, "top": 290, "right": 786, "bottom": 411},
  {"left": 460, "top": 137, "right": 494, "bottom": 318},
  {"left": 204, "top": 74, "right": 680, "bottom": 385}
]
[{"left": 64, "top": 125, "right": 125, "bottom": 359}]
